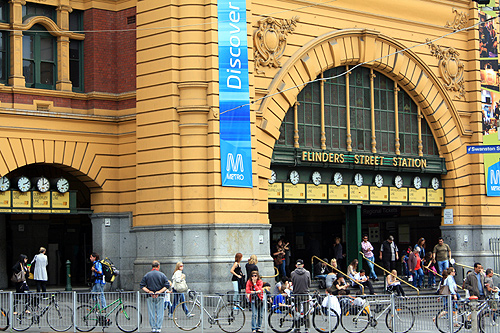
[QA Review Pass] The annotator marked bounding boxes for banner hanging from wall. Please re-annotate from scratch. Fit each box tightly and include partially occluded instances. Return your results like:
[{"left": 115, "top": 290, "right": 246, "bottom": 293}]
[{"left": 217, "top": 0, "right": 253, "bottom": 188}]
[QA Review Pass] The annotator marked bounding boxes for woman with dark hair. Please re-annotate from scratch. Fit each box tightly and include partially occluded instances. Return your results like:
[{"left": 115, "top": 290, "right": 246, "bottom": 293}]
[
  {"left": 230, "top": 253, "right": 244, "bottom": 305},
  {"left": 12, "top": 254, "right": 29, "bottom": 293},
  {"left": 246, "top": 271, "right": 264, "bottom": 333}
]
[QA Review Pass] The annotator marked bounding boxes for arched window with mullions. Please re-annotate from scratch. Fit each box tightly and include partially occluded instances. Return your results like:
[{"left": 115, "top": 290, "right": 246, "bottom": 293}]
[
  {"left": 276, "top": 65, "right": 439, "bottom": 157},
  {"left": 23, "top": 24, "right": 56, "bottom": 89}
]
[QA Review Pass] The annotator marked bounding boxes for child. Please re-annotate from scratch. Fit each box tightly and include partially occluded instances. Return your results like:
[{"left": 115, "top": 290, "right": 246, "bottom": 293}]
[
  {"left": 322, "top": 287, "right": 341, "bottom": 316},
  {"left": 424, "top": 253, "right": 437, "bottom": 288}
]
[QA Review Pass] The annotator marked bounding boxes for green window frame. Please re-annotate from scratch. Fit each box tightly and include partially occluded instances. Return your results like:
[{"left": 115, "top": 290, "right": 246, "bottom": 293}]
[
  {"left": 69, "top": 40, "right": 83, "bottom": 92},
  {"left": 69, "top": 10, "right": 83, "bottom": 32},
  {"left": 398, "top": 91, "right": 419, "bottom": 155},
  {"left": 324, "top": 67, "right": 347, "bottom": 150},
  {"left": 349, "top": 66, "right": 372, "bottom": 152},
  {"left": 0, "top": 0, "right": 9, "bottom": 23},
  {"left": 22, "top": 2, "right": 55, "bottom": 22},
  {"left": 297, "top": 80, "right": 322, "bottom": 148},
  {"left": 23, "top": 25, "right": 57, "bottom": 89},
  {"left": 0, "top": 31, "right": 8, "bottom": 84},
  {"left": 374, "top": 72, "right": 395, "bottom": 154}
]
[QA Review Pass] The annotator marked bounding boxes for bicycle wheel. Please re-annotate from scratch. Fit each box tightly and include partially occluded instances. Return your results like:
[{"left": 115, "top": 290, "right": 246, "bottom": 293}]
[
  {"left": 116, "top": 305, "right": 140, "bottom": 333},
  {"left": 435, "top": 309, "right": 464, "bottom": 333},
  {"left": 340, "top": 306, "right": 369, "bottom": 333},
  {"left": 385, "top": 306, "right": 415, "bottom": 333},
  {"left": 216, "top": 303, "right": 245, "bottom": 333},
  {"left": 75, "top": 305, "right": 97, "bottom": 332},
  {"left": 0, "top": 308, "right": 8, "bottom": 331},
  {"left": 268, "top": 306, "right": 294, "bottom": 333},
  {"left": 47, "top": 304, "right": 73, "bottom": 332},
  {"left": 173, "top": 301, "right": 201, "bottom": 331},
  {"left": 12, "top": 302, "right": 33, "bottom": 332},
  {"left": 312, "top": 305, "right": 339, "bottom": 333},
  {"left": 479, "top": 308, "right": 500, "bottom": 333}
]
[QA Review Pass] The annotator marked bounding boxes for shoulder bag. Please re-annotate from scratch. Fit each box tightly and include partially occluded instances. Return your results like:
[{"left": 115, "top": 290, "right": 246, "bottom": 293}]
[
  {"left": 438, "top": 285, "right": 451, "bottom": 295},
  {"left": 11, "top": 270, "right": 25, "bottom": 283},
  {"left": 173, "top": 278, "right": 188, "bottom": 292}
]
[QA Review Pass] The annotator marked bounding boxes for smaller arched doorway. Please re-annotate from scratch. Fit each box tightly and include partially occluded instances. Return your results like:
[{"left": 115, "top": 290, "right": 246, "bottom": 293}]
[{"left": 0, "top": 163, "right": 93, "bottom": 289}]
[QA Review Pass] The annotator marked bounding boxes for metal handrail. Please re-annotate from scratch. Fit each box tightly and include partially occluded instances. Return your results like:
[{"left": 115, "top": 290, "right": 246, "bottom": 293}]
[
  {"left": 454, "top": 262, "right": 500, "bottom": 278},
  {"left": 261, "top": 266, "right": 279, "bottom": 279},
  {"left": 422, "top": 262, "right": 463, "bottom": 290},
  {"left": 311, "top": 256, "right": 364, "bottom": 294},
  {"left": 359, "top": 252, "right": 419, "bottom": 295}
]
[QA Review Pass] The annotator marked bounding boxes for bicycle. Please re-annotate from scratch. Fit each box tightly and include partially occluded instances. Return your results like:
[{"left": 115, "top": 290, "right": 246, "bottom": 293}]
[
  {"left": 268, "top": 291, "right": 340, "bottom": 333},
  {"left": 173, "top": 291, "right": 245, "bottom": 332},
  {"left": 340, "top": 296, "right": 415, "bottom": 333},
  {"left": 0, "top": 307, "right": 8, "bottom": 331},
  {"left": 75, "top": 292, "right": 141, "bottom": 332},
  {"left": 435, "top": 297, "right": 500, "bottom": 333},
  {"left": 11, "top": 292, "right": 73, "bottom": 332}
]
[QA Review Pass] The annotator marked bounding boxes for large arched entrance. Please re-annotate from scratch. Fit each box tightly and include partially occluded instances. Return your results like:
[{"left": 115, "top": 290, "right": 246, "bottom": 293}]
[{"left": 256, "top": 29, "right": 465, "bottom": 272}]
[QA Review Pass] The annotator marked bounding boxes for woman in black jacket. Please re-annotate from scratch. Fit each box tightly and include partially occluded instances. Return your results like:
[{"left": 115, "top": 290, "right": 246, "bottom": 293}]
[{"left": 12, "top": 254, "right": 29, "bottom": 293}]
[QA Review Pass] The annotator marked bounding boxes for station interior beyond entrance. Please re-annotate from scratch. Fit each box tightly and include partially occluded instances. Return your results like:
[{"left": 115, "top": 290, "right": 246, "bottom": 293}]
[
  {"left": 1, "top": 213, "right": 92, "bottom": 289},
  {"left": 269, "top": 203, "right": 442, "bottom": 274}
]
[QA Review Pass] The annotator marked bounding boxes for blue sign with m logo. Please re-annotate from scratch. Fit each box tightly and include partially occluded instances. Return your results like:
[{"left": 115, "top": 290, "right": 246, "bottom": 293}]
[{"left": 487, "top": 161, "right": 500, "bottom": 196}]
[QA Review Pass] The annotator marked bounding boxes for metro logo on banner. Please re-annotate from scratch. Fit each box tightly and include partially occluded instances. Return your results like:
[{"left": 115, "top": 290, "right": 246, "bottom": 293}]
[
  {"left": 217, "top": 0, "right": 253, "bottom": 188},
  {"left": 487, "top": 161, "right": 500, "bottom": 196}
]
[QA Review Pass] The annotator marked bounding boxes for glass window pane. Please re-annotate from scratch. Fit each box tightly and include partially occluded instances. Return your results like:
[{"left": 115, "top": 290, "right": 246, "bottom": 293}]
[
  {"left": 23, "top": 60, "right": 34, "bottom": 84},
  {"left": 40, "top": 38, "right": 54, "bottom": 61},
  {"left": 70, "top": 59, "right": 80, "bottom": 88},
  {"left": 69, "top": 41, "right": 80, "bottom": 59},
  {"left": 23, "top": 35, "right": 33, "bottom": 59},
  {"left": 0, "top": 53, "right": 4, "bottom": 81},
  {"left": 40, "top": 62, "right": 54, "bottom": 85}
]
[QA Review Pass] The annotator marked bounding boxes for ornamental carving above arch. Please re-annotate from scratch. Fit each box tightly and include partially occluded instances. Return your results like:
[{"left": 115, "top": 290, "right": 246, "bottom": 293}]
[
  {"left": 253, "top": 16, "right": 299, "bottom": 75},
  {"left": 426, "top": 39, "right": 465, "bottom": 100},
  {"left": 445, "top": 8, "right": 468, "bottom": 31}
]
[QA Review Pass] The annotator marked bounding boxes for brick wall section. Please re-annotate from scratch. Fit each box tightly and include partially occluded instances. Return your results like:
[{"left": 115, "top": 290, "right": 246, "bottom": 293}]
[{"left": 83, "top": 7, "right": 136, "bottom": 94}]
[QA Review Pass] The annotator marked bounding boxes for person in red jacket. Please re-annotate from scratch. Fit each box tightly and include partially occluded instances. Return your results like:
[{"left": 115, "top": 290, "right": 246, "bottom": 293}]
[{"left": 246, "top": 271, "right": 264, "bottom": 333}]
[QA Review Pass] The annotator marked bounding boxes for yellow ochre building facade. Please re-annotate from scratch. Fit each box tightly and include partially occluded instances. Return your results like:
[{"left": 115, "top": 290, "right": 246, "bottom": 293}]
[{"left": 0, "top": 0, "right": 498, "bottom": 290}]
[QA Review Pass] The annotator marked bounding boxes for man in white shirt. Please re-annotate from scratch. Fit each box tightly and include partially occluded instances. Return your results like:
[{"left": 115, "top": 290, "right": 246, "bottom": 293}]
[{"left": 352, "top": 270, "right": 376, "bottom": 295}]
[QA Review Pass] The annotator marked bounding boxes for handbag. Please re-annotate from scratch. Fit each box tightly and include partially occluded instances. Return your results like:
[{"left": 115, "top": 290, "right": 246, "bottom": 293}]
[
  {"left": 438, "top": 285, "right": 451, "bottom": 295},
  {"left": 174, "top": 279, "right": 188, "bottom": 292},
  {"left": 11, "top": 270, "right": 25, "bottom": 283},
  {"left": 238, "top": 275, "right": 246, "bottom": 290}
]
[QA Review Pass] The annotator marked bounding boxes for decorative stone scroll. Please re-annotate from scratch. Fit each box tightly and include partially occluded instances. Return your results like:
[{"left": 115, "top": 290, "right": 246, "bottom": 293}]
[
  {"left": 253, "top": 16, "right": 299, "bottom": 74},
  {"left": 445, "top": 8, "right": 468, "bottom": 32},
  {"left": 426, "top": 39, "right": 465, "bottom": 100}
]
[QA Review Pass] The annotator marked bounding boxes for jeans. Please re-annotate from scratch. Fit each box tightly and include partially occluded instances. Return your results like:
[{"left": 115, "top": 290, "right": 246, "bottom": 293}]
[
  {"left": 365, "top": 256, "right": 378, "bottom": 280},
  {"left": 91, "top": 283, "right": 106, "bottom": 308},
  {"left": 412, "top": 268, "right": 424, "bottom": 287},
  {"left": 170, "top": 290, "right": 188, "bottom": 315},
  {"left": 251, "top": 301, "right": 263, "bottom": 330},
  {"left": 437, "top": 260, "right": 449, "bottom": 276},
  {"left": 428, "top": 272, "right": 436, "bottom": 286},
  {"left": 232, "top": 281, "right": 240, "bottom": 305},
  {"left": 147, "top": 296, "right": 164, "bottom": 331},
  {"left": 278, "top": 261, "right": 286, "bottom": 277}
]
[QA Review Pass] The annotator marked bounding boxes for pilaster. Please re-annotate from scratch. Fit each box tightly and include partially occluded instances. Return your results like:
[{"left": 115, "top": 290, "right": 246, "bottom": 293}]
[
  {"left": 56, "top": 3, "right": 72, "bottom": 91},
  {"left": 8, "top": 0, "right": 26, "bottom": 87}
]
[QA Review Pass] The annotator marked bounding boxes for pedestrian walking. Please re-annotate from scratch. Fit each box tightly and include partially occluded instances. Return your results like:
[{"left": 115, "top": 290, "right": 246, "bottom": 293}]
[
  {"left": 408, "top": 247, "right": 424, "bottom": 288},
  {"left": 463, "top": 263, "right": 486, "bottom": 300},
  {"left": 12, "top": 254, "right": 29, "bottom": 293},
  {"left": 90, "top": 252, "right": 106, "bottom": 308},
  {"left": 432, "top": 237, "right": 452, "bottom": 275},
  {"left": 32, "top": 247, "right": 48, "bottom": 292},
  {"left": 140, "top": 260, "right": 171, "bottom": 333},
  {"left": 169, "top": 262, "right": 191, "bottom": 318}
]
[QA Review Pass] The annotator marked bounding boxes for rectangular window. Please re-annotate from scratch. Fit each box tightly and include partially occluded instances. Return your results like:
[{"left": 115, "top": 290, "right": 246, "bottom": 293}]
[
  {"left": 69, "top": 40, "right": 83, "bottom": 91},
  {"left": 0, "top": 0, "right": 8, "bottom": 22},
  {"left": 22, "top": 3, "right": 55, "bottom": 21},
  {"left": 0, "top": 32, "right": 7, "bottom": 83},
  {"left": 69, "top": 10, "right": 83, "bottom": 31},
  {"left": 23, "top": 26, "right": 56, "bottom": 89}
]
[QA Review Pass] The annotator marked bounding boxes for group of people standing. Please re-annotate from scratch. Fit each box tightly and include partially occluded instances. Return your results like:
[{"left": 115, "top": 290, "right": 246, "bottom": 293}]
[{"left": 11, "top": 247, "right": 49, "bottom": 293}]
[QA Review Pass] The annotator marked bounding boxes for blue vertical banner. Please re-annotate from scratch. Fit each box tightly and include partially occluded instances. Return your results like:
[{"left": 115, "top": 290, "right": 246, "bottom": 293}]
[{"left": 218, "top": 0, "right": 253, "bottom": 188}]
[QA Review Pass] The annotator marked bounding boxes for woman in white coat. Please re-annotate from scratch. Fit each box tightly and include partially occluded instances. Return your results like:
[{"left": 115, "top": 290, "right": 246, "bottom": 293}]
[{"left": 32, "top": 247, "right": 48, "bottom": 292}]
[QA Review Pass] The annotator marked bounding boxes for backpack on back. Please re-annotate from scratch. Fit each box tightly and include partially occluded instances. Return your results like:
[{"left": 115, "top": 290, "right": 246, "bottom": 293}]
[{"left": 100, "top": 257, "right": 119, "bottom": 283}]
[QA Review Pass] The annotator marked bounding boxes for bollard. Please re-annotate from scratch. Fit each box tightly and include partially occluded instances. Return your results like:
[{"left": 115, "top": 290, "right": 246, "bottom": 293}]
[
  {"left": 469, "top": 295, "right": 478, "bottom": 333},
  {"left": 65, "top": 260, "right": 72, "bottom": 291}
]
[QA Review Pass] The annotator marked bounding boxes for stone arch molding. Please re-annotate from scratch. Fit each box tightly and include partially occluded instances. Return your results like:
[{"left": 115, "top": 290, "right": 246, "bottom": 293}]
[
  {"left": 0, "top": 138, "right": 105, "bottom": 189},
  {"left": 257, "top": 28, "right": 465, "bottom": 178}
]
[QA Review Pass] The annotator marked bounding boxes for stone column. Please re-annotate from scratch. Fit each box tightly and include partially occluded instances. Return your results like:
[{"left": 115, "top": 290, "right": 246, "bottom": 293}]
[{"left": 9, "top": 0, "right": 26, "bottom": 87}]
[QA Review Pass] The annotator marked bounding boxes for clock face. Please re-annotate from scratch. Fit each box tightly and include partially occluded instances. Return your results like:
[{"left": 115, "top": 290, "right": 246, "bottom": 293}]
[
  {"left": 0, "top": 176, "right": 10, "bottom": 191},
  {"left": 333, "top": 172, "right": 343, "bottom": 186},
  {"left": 374, "top": 174, "right": 384, "bottom": 188},
  {"left": 268, "top": 170, "right": 277, "bottom": 184},
  {"left": 17, "top": 176, "right": 31, "bottom": 192},
  {"left": 289, "top": 170, "right": 300, "bottom": 185},
  {"left": 312, "top": 171, "right": 321, "bottom": 186},
  {"left": 56, "top": 177, "right": 69, "bottom": 193},
  {"left": 431, "top": 177, "right": 440, "bottom": 190},
  {"left": 394, "top": 175, "right": 403, "bottom": 189},
  {"left": 36, "top": 177, "right": 50, "bottom": 193},
  {"left": 413, "top": 176, "right": 422, "bottom": 190},
  {"left": 354, "top": 173, "right": 363, "bottom": 187}
]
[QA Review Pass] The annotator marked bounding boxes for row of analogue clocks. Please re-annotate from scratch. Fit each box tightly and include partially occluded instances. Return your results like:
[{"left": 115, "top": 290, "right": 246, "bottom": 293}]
[
  {"left": 0, "top": 176, "right": 69, "bottom": 193},
  {"left": 269, "top": 170, "right": 440, "bottom": 190}
]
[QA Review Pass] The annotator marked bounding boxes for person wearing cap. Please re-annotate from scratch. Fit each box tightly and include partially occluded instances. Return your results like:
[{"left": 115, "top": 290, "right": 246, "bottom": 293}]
[
  {"left": 379, "top": 235, "right": 399, "bottom": 272},
  {"left": 291, "top": 259, "right": 311, "bottom": 332}
]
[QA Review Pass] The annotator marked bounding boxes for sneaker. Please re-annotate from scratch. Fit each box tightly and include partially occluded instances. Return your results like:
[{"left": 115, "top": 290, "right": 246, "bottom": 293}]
[
  {"left": 186, "top": 313, "right": 194, "bottom": 318},
  {"left": 168, "top": 314, "right": 173, "bottom": 319}
]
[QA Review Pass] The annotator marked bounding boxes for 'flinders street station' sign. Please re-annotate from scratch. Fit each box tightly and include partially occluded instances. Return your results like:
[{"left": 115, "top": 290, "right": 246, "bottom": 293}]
[{"left": 301, "top": 151, "right": 428, "bottom": 169}]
